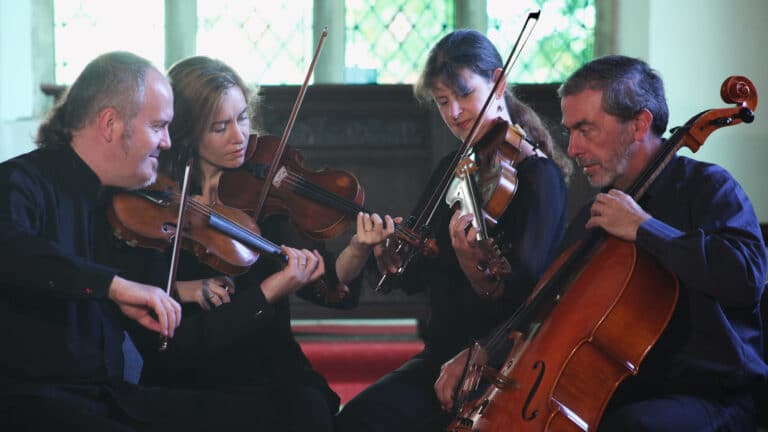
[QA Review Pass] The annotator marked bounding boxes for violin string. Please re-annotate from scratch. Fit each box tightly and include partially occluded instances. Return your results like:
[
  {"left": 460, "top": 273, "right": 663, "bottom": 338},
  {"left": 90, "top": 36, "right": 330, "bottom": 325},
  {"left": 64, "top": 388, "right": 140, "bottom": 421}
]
[
  {"left": 166, "top": 173, "right": 419, "bottom": 246},
  {"left": 278, "top": 171, "right": 417, "bottom": 242},
  {"left": 171, "top": 192, "right": 284, "bottom": 254},
  {"left": 279, "top": 171, "right": 366, "bottom": 214}
]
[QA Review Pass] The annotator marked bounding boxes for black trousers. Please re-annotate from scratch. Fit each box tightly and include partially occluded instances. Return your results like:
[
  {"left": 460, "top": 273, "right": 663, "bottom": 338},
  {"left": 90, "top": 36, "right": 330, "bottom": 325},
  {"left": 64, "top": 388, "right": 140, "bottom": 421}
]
[
  {"left": 0, "top": 381, "right": 334, "bottom": 432},
  {"left": 335, "top": 351, "right": 453, "bottom": 432},
  {"left": 599, "top": 386, "right": 757, "bottom": 432}
]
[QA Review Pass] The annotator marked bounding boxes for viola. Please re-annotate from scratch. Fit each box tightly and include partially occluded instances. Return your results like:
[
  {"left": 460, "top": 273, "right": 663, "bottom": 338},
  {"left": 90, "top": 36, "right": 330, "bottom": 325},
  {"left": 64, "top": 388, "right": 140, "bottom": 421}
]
[
  {"left": 444, "top": 119, "right": 544, "bottom": 280},
  {"left": 447, "top": 75, "right": 758, "bottom": 432},
  {"left": 108, "top": 174, "right": 287, "bottom": 276},
  {"left": 447, "top": 119, "right": 535, "bottom": 228}
]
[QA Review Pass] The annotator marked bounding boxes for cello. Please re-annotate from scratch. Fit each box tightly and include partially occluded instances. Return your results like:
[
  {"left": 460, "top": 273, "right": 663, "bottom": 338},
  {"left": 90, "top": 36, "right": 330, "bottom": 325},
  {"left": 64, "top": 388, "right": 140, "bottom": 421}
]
[{"left": 447, "top": 75, "right": 758, "bottom": 431}]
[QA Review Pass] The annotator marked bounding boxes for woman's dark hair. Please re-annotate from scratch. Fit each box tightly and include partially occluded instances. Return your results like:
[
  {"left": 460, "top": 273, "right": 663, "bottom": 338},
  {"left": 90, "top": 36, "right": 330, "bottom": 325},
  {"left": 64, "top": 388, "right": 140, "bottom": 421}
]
[
  {"left": 415, "top": 29, "right": 572, "bottom": 180},
  {"left": 36, "top": 51, "right": 153, "bottom": 149}
]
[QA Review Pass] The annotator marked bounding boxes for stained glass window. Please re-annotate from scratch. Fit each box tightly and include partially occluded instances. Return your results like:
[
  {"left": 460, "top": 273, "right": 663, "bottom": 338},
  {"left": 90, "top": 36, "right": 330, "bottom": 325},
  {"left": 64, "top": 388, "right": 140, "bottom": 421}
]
[
  {"left": 54, "top": 0, "right": 165, "bottom": 84},
  {"left": 487, "top": 0, "right": 595, "bottom": 83},
  {"left": 53, "top": 0, "right": 593, "bottom": 85},
  {"left": 345, "top": 0, "right": 453, "bottom": 83},
  {"left": 196, "top": 0, "right": 313, "bottom": 86}
]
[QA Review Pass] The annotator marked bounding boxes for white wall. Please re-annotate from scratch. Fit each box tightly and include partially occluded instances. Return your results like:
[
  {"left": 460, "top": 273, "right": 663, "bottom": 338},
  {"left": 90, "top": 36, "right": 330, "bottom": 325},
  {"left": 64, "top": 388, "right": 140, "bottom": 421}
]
[
  {"left": 0, "top": 0, "right": 45, "bottom": 161},
  {"left": 617, "top": 0, "right": 768, "bottom": 222}
]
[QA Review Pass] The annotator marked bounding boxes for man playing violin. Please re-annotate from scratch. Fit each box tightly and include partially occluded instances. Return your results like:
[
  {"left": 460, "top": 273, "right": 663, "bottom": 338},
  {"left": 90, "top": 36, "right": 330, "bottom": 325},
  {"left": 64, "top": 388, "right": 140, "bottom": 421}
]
[
  {"left": 0, "top": 51, "right": 313, "bottom": 431},
  {"left": 436, "top": 55, "right": 766, "bottom": 431}
]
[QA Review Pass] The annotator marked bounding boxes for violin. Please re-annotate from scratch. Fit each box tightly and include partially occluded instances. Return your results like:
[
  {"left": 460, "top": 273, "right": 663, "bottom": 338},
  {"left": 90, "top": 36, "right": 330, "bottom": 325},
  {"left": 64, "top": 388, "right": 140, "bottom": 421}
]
[
  {"left": 107, "top": 174, "right": 287, "bottom": 276},
  {"left": 447, "top": 75, "right": 758, "bottom": 432},
  {"left": 218, "top": 134, "right": 365, "bottom": 240},
  {"left": 216, "top": 27, "right": 364, "bottom": 241},
  {"left": 217, "top": 134, "right": 433, "bottom": 259}
]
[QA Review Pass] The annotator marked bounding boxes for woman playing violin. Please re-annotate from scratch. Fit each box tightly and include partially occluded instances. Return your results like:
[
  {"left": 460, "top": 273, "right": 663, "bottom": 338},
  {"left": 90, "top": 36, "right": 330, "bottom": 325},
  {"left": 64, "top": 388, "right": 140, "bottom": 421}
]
[
  {"left": 110, "top": 56, "right": 392, "bottom": 431},
  {"left": 335, "top": 29, "right": 571, "bottom": 432}
]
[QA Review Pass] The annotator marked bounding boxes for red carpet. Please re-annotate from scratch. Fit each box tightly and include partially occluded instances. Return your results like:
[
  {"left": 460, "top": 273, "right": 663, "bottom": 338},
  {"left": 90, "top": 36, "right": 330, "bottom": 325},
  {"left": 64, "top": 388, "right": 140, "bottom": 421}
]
[
  {"left": 295, "top": 321, "right": 423, "bottom": 405},
  {"left": 300, "top": 341, "right": 423, "bottom": 405}
]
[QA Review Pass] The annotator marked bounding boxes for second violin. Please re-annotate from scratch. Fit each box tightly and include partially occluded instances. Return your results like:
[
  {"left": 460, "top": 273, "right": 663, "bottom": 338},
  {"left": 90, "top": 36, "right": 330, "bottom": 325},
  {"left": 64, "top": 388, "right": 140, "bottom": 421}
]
[{"left": 218, "top": 134, "right": 365, "bottom": 240}]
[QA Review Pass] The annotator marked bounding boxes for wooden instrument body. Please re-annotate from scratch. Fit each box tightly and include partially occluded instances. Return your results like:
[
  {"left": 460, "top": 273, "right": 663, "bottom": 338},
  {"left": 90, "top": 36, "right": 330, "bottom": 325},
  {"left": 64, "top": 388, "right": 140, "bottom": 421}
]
[
  {"left": 451, "top": 237, "right": 679, "bottom": 431},
  {"left": 219, "top": 134, "right": 365, "bottom": 240}
]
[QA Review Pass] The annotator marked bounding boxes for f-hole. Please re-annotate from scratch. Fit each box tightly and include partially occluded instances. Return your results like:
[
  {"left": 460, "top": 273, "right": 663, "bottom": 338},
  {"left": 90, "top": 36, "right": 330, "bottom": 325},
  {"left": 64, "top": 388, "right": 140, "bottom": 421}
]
[{"left": 522, "top": 360, "right": 545, "bottom": 421}]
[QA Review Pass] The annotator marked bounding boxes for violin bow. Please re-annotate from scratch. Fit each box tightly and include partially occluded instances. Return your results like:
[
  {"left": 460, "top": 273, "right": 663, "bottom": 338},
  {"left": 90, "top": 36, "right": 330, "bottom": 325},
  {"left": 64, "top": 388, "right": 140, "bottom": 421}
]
[
  {"left": 159, "top": 161, "right": 193, "bottom": 352},
  {"left": 250, "top": 26, "right": 328, "bottom": 220}
]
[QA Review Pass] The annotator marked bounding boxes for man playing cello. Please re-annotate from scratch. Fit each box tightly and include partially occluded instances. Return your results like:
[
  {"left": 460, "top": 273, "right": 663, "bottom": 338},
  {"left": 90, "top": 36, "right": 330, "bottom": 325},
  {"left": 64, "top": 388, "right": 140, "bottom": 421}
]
[{"left": 436, "top": 55, "right": 766, "bottom": 431}]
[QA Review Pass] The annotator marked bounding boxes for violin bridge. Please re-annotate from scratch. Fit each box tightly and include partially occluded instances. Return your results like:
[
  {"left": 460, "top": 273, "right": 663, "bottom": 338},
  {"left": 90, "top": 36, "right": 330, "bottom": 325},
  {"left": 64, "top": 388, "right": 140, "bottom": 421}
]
[
  {"left": 272, "top": 166, "right": 288, "bottom": 188},
  {"left": 455, "top": 158, "right": 478, "bottom": 179}
]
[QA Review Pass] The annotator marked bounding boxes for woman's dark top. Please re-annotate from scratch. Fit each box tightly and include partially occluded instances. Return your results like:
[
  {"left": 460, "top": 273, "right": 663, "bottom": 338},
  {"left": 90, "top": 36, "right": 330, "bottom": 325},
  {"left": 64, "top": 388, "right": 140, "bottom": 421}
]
[
  {"left": 103, "top": 206, "right": 362, "bottom": 411},
  {"left": 394, "top": 151, "right": 568, "bottom": 361}
]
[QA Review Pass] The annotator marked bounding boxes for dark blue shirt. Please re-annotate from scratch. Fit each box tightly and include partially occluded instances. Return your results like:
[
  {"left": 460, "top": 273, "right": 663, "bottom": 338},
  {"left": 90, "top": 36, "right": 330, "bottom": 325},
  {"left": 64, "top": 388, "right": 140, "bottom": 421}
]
[
  {"left": 563, "top": 155, "right": 767, "bottom": 394},
  {"left": 0, "top": 146, "right": 122, "bottom": 387}
]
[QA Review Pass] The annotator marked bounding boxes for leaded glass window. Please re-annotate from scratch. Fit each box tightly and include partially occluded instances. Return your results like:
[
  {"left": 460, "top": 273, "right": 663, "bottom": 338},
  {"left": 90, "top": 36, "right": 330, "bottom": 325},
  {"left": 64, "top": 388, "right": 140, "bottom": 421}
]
[
  {"left": 53, "top": 0, "right": 593, "bottom": 86},
  {"left": 487, "top": 0, "right": 595, "bottom": 83},
  {"left": 345, "top": 0, "right": 454, "bottom": 83},
  {"left": 53, "top": 0, "right": 165, "bottom": 84},
  {"left": 196, "top": 0, "right": 313, "bottom": 86}
]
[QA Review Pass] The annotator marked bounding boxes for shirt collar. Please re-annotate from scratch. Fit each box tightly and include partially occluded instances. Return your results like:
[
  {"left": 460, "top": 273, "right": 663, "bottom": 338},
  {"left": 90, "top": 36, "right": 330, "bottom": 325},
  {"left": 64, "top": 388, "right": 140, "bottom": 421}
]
[{"left": 56, "top": 145, "right": 104, "bottom": 199}]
